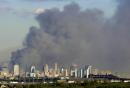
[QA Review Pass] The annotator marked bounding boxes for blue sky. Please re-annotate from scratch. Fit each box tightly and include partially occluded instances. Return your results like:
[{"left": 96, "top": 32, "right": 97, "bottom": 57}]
[{"left": 0, "top": 0, "right": 117, "bottom": 51}]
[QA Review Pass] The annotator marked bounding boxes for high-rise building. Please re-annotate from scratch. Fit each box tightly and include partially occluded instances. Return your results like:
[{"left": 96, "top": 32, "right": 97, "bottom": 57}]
[
  {"left": 44, "top": 64, "right": 48, "bottom": 72},
  {"left": 84, "top": 65, "right": 92, "bottom": 78},
  {"left": 44, "top": 64, "right": 49, "bottom": 76},
  {"left": 30, "top": 65, "right": 36, "bottom": 77},
  {"left": 70, "top": 65, "right": 78, "bottom": 77},
  {"left": 70, "top": 65, "right": 75, "bottom": 77},
  {"left": 54, "top": 63, "right": 58, "bottom": 71},
  {"left": 78, "top": 68, "right": 83, "bottom": 78},
  {"left": 13, "top": 64, "right": 20, "bottom": 76},
  {"left": 54, "top": 63, "right": 59, "bottom": 77},
  {"left": 65, "top": 69, "right": 68, "bottom": 77},
  {"left": 75, "top": 68, "right": 78, "bottom": 78},
  {"left": 60, "top": 67, "right": 64, "bottom": 76},
  {"left": 49, "top": 68, "right": 53, "bottom": 77},
  {"left": 31, "top": 65, "right": 36, "bottom": 73}
]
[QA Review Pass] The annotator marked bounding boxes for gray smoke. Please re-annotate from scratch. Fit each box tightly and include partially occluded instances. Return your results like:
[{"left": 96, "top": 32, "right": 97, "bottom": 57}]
[
  {"left": 10, "top": 1, "right": 130, "bottom": 73},
  {"left": 104, "top": 0, "right": 130, "bottom": 72}
]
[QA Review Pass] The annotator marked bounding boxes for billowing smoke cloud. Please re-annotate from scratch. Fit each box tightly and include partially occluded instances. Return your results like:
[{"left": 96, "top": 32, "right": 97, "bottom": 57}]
[
  {"left": 10, "top": 0, "right": 130, "bottom": 73},
  {"left": 104, "top": 0, "right": 130, "bottom": 72}
]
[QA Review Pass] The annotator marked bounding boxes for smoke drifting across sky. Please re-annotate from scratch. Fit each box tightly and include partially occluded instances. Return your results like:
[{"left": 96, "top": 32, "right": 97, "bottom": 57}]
[
  {"left": 25, "top": 0, "right": 79, "bottom": 2},
  {"left": 10, "top": 0, "right": 130, "bottom": 73}
]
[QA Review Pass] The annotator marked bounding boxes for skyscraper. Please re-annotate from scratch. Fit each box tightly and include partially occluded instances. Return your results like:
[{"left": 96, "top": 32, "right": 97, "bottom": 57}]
[
  {"left": 31, "top": 65, "right": 36, "bottom": 73},
  {"left": 54, "top": 63, "right": 58, "bottom": 72},
  {"left": 44, "top": 64, "right": 49, "bottom": 76},
  {"left": 30, "top": 65, "right": 36, "bottom": 77},
  {"left": 78, "top": 68, "right": 83, "bottom": 78},
  {"left": 13, "top": 64, "right": 20, "bottom": 76},
  {"left": 70, "top": 65, "right": 78, "bottom": 77},
  {"left": 54, "top": 62, "right": 59, "bottom": 77},
  {"left": 84, "top": 65, "right": 92, "bottom": 78}
]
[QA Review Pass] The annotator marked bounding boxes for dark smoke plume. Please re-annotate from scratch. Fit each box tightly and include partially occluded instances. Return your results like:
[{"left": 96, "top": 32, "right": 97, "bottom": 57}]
[
  {"left": 10, "top": 1, "right": 130, "bottom": 73},
  {"left": 104, "top": 0, "right": 130, "bottom": 72}
]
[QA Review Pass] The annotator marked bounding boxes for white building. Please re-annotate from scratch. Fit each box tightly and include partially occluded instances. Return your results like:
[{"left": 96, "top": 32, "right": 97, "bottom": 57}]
[
  {"left": 84, "top": 65, "right": 92, "bottom": 78},
  {"left": 87, "top": 65, "right": 92, "bottom": 78},
  {"left": 79, "top": 69, "right": 83, "bottom": 78},
  {"left": 75, "top": 68, "right": 78, "bottom": 78},
  {"left": 13, "top": 64, "right": 20, "bottom": 76},
  {"left": 44, "top": 64, "right": 49, "bottom": 76},
  {"left": 30, "top": 65, "right": 36, "bottom": 77},
  {"left": 31, "top": 65, "right": 36, "bottom": 73},
  {"left": 54, "top": 63, "right": 59, "bottom": 77}
]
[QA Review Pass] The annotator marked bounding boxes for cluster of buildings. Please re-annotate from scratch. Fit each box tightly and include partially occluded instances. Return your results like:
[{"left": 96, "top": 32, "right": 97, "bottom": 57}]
[
  {"left": 13, "top": 63, "right": 92, "bottom": 78},
  {"left": 0, "top": 62, "right": 130, "bottom": 83},
  {"left": 12, "top": 63, "right": 112, "bottom": 79}
]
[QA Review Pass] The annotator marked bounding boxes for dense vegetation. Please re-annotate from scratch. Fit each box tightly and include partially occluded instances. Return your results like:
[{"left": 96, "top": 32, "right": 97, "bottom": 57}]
[{"left": 1, "top": 82, "right": 130, "bottom": 88}]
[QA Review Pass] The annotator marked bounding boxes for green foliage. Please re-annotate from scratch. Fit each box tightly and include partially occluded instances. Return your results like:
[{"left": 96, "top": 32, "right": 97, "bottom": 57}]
[{"left": 2, "top": 82, "right": 130, "bottom": 88}]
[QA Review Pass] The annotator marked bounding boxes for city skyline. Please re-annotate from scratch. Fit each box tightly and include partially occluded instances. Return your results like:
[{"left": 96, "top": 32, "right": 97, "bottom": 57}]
[{"left": 0, "top": 62, "right": 129, "bottom": 85}]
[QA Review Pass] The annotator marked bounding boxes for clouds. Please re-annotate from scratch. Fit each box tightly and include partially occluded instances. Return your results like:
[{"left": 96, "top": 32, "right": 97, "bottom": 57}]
[
  {"left": 34, "top": 8, "right": 45, "bottom": 15},
  {"left": 0, "top": 5, "right": 44, "bottom": 18},
  {"left": 0, "top": 0, "right": 45, "bottom": 17}
]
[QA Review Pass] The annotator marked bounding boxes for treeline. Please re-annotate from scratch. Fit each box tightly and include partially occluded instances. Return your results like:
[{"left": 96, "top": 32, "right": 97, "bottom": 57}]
[{"left": 1, "top": 82, "right": 130, "bottom": 88}]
